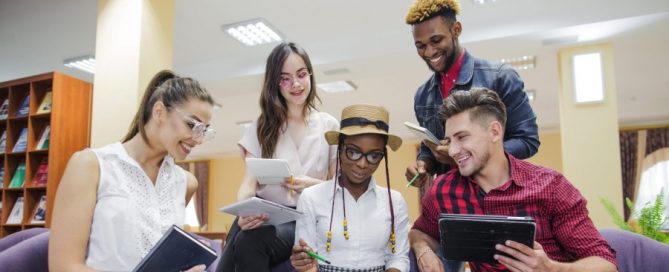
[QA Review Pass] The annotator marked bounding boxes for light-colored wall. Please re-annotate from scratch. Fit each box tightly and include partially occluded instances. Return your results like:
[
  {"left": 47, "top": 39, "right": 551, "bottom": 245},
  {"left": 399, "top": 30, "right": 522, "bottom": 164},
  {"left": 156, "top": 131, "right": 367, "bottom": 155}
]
[
  {"left": 208, "top": 154, "right": 245, "bottom": 232},
  {"left": 91, "top": 0, "right": 173, "bottom": 147},
  {"left": 558, "top": 44, "right": 623, "bottom": 229},
  {"left": 526, "top": 131, "right": 563, "bottom": 173},
  {"left": 207, "top": 140, "right": 424, "bottom": 232}
]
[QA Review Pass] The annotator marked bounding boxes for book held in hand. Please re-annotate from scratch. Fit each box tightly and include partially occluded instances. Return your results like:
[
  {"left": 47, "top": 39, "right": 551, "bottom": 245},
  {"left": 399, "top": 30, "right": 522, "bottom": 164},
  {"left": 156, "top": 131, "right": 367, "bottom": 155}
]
[
  {"left": 245, "top": 158, "right": 293, "bottom": 185},
  {"left": 219, "top": 196, "right": 304, "bottom": 226},
  {"left": 7, "top": 196, "right": 24, "bottom": 224},
  {"left": 404, "top": 121, "right": 440, "bottom": 144},
  {"left": 31, "top": 195, "right": 47, "bottom": 224},
  {"left": 36, "top": 92, "right": 52, "bottom": 114},
  {"left": 132, "top": 225, "right": 217, "bottom": 272},
  {"left": 12, "top": 127, "right": 28, "bottom": 153},
  {"left": 16, "top": 95, "right": 30, "bottom": 117}
]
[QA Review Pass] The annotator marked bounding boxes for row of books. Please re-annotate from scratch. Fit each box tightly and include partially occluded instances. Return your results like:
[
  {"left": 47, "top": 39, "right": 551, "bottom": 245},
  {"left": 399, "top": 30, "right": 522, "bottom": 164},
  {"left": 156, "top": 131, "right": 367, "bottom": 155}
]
[
  {"left": 3, "top": 195, "right": 46, "bottom": 225},
  {"left": 1, "top": 158, "right": 48, "bottom": 188},
  {"left": 0, "top": 125, "right": 50, "bottom": 154},
  {"left": 0, "top": 91, "right": 52, "bottom": 120}
]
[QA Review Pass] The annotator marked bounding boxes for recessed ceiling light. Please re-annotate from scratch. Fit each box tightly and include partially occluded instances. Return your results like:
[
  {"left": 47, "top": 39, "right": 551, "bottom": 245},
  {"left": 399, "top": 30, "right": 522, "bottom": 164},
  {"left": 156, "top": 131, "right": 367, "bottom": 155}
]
[
  {"left": 64, "top": 55, "right": 95, "bottom": 74},
  {"left": 499, "top": 55, "right": 536, "bottom": 70},
  {"left": 322, "top": 68, "right": 351, "bottom": 76},
  {"left": 222, "top": 18, "right": 282, "bottom": 46},
  {"left": 472, "top": 0, "right": 496, "bottom": 4},
  {"left": 236, "top": 120, "right": 253, "bottom": 129},
  {"left": 317, "top": 81, "right": 356, "bottom": 93}
]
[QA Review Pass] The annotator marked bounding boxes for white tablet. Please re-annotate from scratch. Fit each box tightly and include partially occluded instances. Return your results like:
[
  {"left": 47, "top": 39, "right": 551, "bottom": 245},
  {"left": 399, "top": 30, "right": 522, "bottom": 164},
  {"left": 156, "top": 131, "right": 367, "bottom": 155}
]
[
  {"left": 219, "top": 197, "right": 304, "bottom": 225},
  {"left": 245, "top": 158, "right": 293, "bottom": 185}
]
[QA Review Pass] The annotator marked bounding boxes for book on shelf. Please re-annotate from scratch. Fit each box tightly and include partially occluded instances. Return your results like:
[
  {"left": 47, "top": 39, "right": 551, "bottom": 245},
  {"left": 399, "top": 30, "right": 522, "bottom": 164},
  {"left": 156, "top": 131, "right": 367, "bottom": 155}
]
[
  {"left": 12, "top": 127, "right": 28, "bottom": 153},
  {"left": 0, "top": 99, "right": 8, "bottom": 119},
  {"left": 0, "top": 130, "right": 6, "bottom": 154},
  {"left": 36, "top": 92, "right": 52, "bottom": 114},
  {"left": 0, "top": 164, "right": 4, "bottom": 185},
  {"left": 0, "top": 201, "right": 3, "bottom": 216},
  {"left": 6, "top": 196, "right": 24, "bottom": 224},
  {"left": 36, "top": 125, "right": 50, "bottom": 150},
  {"left": 9, "top": 162, "right": 26, "bottom": 188},
  {"left": 16, "top": 95, "right": 30, "bottom": 117},
  {"left": 132, "top": 225, "right": 217, "bottom": 272},
  {"left": 31, "top": 195, "right": 47, "bottom": 224},
  {"left": 31, "top": 158, "right": 48, "bottom": 187}
]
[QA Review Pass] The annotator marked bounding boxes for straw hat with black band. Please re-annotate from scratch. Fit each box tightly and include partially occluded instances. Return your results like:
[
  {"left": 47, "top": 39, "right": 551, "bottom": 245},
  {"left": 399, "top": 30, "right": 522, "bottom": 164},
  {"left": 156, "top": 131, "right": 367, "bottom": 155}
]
[
  {"left": 325, "top": 104, "right": 402, "bottom": 151},
  {"left": 324, "top": 104, "right": 402, "bottom": 254}
]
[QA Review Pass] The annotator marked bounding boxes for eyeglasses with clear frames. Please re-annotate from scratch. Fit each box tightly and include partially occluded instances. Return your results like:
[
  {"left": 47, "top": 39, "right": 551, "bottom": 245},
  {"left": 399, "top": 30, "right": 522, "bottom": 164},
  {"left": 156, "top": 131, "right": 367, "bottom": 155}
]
[
  {"left": 344, "top": 145, "right": 385, "bottom": 165},
  {"left": 173, "top": 108, "right": 215, "bottom": 142},
  {"left": 279, "top": 69, "right": 311, "bottom": 88}
]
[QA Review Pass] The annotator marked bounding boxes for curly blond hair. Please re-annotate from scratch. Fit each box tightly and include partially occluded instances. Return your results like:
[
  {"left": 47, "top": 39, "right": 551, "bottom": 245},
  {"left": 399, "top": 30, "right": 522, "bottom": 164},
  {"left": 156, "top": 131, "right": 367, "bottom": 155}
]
[{"left": 405, "top": 0, "right": 461, "bottom": 24}]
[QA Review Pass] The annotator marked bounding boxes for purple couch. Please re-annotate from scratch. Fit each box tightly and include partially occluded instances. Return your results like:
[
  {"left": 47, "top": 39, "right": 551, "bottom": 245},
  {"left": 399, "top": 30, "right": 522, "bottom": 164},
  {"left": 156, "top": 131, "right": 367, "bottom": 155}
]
[
  {"left": 600, "top": 228, "right": 669, "bottom": 272},
  {"left": 0, "top": 228, "right": 222, "bottom": 272}
]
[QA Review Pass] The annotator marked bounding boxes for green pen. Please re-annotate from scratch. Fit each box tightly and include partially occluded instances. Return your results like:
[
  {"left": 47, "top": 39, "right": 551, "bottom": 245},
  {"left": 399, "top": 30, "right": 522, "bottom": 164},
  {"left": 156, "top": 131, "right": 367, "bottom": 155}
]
[
  {"left": 306, "top": 250, "right": 331, "bottom": 264},
  {"left": 406, "top": 172, "right": 420, "bottom": 187}
]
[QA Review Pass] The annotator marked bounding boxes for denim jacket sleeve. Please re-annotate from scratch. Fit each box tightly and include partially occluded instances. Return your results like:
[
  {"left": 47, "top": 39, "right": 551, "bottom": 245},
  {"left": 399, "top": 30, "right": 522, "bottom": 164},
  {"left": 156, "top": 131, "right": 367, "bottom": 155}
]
[
  {"left": 495, "top": 66, "right": 540, "bottom": 159},
  {"left": 413, "top": 77, "right": 448, "bottom": 174}
]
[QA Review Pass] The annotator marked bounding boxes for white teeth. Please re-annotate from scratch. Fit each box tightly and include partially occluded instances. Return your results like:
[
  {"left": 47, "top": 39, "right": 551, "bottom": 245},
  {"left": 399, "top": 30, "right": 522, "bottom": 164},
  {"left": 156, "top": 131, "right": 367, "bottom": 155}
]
[
  {"left": 181, "top": 143, "right": 192, "bottom": 153},
  {"left": 430, "top": 55, "right": 443, "bottom": 63},
  {"left": 457, "top": 155, "right": 470, "bottom": 164}
]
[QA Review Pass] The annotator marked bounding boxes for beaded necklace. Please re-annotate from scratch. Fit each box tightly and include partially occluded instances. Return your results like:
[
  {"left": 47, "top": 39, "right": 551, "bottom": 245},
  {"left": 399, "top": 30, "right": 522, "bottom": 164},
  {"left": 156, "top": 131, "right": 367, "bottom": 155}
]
[{"left": 326, "top": 142, "right": 396, "bottom": 253}]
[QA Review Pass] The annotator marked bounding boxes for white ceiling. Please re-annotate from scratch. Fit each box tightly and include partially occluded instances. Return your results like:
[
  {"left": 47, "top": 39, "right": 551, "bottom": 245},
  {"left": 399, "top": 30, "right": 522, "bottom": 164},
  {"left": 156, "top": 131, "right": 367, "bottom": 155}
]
[{"left": 1, "top": 0, "right": 668, "bottom": 159}]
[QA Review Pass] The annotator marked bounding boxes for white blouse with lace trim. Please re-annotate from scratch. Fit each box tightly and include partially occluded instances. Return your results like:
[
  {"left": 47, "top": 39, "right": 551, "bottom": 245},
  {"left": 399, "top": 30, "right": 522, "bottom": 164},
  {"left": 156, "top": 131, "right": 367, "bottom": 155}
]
[{"left": 84, "top": 142, "right": 187, "bottom": 271}]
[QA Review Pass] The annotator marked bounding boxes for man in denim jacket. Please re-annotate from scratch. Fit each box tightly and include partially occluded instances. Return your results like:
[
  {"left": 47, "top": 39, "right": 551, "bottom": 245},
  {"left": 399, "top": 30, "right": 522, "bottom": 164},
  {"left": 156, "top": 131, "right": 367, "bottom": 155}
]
[{"left": 404, "top": 0, "right": 539, "bottom": 188}]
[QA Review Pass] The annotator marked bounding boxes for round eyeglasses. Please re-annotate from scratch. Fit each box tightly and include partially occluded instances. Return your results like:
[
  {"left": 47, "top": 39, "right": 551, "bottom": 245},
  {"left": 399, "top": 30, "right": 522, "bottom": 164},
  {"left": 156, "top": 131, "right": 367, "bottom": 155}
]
[
  {"left": 344, "top": 146, "right": 385, "bottom": 165},
  {"left": 173, "top": 108, "right": 215, "bottom": 142},
  {"left": 279, "top": 69, "right": 311, "bottom": 89}
]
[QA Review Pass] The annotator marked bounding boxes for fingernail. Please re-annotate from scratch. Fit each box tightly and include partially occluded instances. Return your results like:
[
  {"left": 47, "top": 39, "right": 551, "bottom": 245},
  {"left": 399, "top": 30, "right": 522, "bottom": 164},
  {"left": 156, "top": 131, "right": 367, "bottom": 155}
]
[
  {"left": 495, "top": 244, "right": 502, "bottom": 250},
  {"left": 505, "top": 240, "right": 511, "bottom": 245},
  {"left": 493, "top": 255, "right": 499, "bottom": 260}
]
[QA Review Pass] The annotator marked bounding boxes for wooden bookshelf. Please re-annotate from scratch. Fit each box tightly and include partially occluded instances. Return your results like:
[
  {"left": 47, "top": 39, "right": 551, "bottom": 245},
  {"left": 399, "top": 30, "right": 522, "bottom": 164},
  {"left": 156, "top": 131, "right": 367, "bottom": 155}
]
[{"left": 0, "top": 72, "right": 92, "bottom": 237}]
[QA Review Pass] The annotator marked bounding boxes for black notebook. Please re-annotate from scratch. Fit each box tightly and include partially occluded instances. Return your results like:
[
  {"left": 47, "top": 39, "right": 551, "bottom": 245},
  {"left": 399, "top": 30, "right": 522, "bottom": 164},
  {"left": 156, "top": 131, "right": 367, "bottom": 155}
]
[
  {"left": 132, "top": 225, "right": 218, "bottom": 272},
  {"left": 438, "top": 214, "right": 536, "bottom": 263}
]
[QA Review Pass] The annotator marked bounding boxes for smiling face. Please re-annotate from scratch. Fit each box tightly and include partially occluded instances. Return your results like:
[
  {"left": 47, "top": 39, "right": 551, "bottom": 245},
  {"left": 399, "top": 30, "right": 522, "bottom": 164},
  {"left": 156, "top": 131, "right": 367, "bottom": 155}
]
[
  {"left": 338, "top": 134, "right": 386, "bottom": 187},
  {"left": 158, "top": 98, "right": 214, "bottom": 160},
  {"left": 412, "top": 15, "right": 461, "bottom": 73},
  {"left": 279, "top": 52, "right": 312, "bottom": 108},
  {"left": 444, "top": 110, "right": 502, "bottom": 177}
]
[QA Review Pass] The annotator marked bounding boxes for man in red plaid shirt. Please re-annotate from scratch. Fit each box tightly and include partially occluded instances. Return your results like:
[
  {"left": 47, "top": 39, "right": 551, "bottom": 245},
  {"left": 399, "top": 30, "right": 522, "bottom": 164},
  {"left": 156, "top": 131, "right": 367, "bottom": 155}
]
[{"left": 410, "top": 88, "right": 617, "bottom": 272}]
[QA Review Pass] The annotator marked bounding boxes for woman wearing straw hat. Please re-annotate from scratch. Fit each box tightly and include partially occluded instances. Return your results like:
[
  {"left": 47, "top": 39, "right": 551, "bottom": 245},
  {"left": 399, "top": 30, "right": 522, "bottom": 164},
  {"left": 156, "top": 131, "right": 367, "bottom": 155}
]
[{"left": 290, "top": 104, "right": 410, "bottom": 272}]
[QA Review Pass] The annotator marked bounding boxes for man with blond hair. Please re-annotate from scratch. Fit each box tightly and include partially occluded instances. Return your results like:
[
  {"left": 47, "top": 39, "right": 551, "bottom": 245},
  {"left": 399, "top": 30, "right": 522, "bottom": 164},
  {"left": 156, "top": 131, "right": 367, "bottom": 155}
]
[{"left": 404, "top": 0, "right": 539, "bottom": 191}]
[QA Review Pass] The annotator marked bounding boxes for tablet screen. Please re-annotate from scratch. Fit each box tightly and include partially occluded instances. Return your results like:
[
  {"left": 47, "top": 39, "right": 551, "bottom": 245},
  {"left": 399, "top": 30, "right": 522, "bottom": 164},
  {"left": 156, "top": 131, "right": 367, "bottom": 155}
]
[{"left": 438, "top": 214, "right": 536, "bottom": 263}]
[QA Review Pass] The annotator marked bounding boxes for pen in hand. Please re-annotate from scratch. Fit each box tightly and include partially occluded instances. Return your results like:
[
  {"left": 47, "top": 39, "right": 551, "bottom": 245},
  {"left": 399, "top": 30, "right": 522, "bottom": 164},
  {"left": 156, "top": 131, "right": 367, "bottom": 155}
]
[
  {"left": 289, "top": 175, "right": 294, "bottom": 195},
  {"left": 306, "top": 250, "right": 331, "bottom": 264},
  {"left": 406, "top": 172, "right": 420, "bottom": 187}
]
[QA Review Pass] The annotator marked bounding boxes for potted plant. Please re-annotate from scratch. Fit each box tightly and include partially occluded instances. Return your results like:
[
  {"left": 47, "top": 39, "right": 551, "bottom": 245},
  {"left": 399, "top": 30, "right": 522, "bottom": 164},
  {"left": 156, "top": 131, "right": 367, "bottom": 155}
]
[{"left": 600, "top": 191, "right": 669, "bottom": 244}]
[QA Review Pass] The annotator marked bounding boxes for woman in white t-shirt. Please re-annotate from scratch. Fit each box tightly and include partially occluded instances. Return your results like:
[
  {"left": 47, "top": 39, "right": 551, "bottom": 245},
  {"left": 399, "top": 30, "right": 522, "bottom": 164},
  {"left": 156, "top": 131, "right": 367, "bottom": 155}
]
[
  {"left": 216, "top": 42, "right": 338, "bottom": 272},
  {"left": 49, "top": 70, "right": 217, "bottom": 272}
]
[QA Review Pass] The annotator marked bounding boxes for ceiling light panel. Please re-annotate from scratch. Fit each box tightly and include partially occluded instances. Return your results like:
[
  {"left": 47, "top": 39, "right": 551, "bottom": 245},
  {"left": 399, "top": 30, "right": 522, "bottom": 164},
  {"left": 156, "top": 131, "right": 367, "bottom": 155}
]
[
  {"left": 222, "top": 18, "right": 282, "bottom": 46},
  {"left": 64, "top": 55, "right": 96, "bottom": 74}
]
